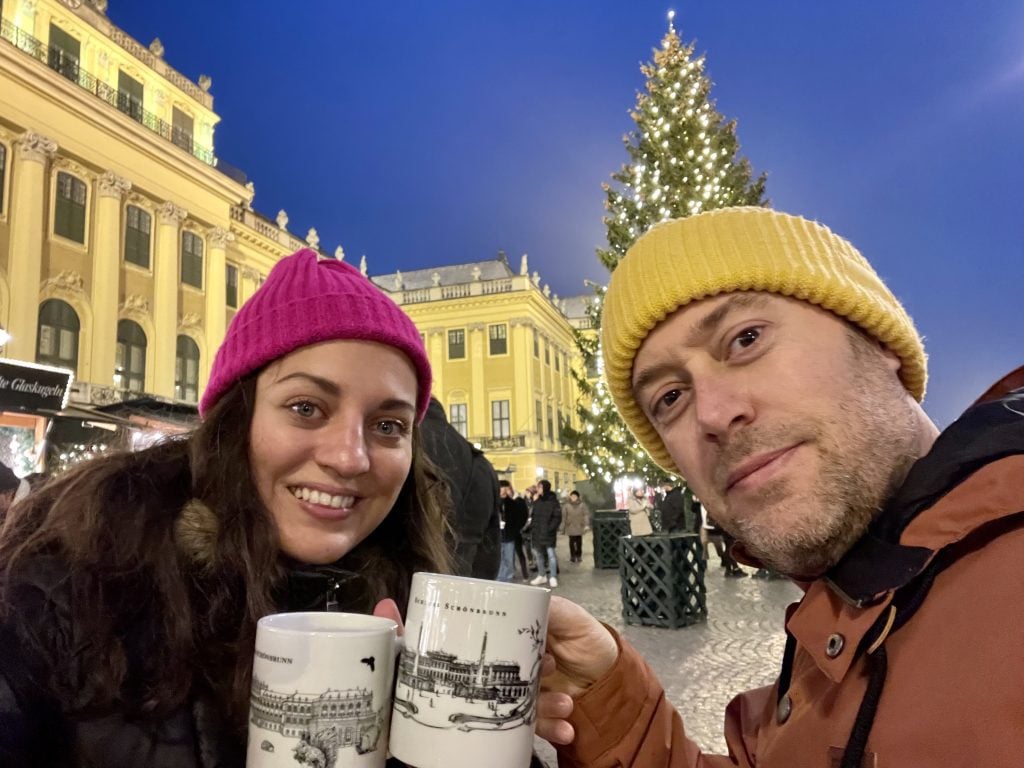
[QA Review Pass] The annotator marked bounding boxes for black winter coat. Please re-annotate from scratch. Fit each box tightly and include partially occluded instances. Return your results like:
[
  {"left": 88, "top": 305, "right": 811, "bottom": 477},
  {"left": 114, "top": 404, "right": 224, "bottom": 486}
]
[
  {"left": 528, "top": 493, "right": 562, "bottom": 547},
  {"left": 0, "top": 559, "right": 387, "bottom": 768}
]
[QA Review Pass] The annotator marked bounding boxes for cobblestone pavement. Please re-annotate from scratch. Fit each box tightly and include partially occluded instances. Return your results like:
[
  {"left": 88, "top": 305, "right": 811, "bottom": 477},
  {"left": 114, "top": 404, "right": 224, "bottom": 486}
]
[{"left": 534, "top": 533, "right": 801, "bottom": 764}]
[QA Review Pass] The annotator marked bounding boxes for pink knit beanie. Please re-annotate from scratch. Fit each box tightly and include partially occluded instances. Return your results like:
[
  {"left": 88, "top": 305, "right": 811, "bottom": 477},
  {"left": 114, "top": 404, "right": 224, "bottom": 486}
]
[{"left": 200, "top": 249, "right": 431, "bottom": 420}]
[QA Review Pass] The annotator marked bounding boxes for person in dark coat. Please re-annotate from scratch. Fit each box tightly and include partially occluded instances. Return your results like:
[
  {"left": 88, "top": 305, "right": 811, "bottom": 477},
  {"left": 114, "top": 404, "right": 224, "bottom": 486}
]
[
  {"left": 527, "top": 479, "right": 562, "bottom": 588},
  {"left": 655, "top": 479, "right": 687, "bottom": 533},
  {"left": 498, "top": 480, "right": 530, "bottom": 581},
  {"left": 419, "top": 397, "right": 501, "bottom": 579}
]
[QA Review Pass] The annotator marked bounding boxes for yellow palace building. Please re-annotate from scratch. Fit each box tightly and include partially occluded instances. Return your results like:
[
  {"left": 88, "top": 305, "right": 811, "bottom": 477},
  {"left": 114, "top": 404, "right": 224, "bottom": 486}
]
[
  {"left": 0, "top": 0, "right": 316, "bottom": 467},
  {"left": 370, "top": 253, "right": 588, "bottom": 496}
]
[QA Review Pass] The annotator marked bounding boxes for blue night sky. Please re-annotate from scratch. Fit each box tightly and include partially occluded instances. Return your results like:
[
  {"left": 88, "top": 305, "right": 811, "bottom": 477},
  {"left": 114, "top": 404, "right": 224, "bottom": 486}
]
[{"left": 111, "top": 1, "right": 1023, "bottom": 428}]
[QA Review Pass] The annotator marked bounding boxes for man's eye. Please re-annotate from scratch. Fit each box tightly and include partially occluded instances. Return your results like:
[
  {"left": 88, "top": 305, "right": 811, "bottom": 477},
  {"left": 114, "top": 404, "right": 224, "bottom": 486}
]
[{"left": 730, "top": 327, "right": 761, "bottom": 353}]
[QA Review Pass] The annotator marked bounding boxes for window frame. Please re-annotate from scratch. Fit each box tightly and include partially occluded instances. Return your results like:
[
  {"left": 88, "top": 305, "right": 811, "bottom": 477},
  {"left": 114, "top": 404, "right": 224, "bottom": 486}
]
[
  {"left": 447, "top": 328, "right": 466, "bottom": 360},
  {"left": 53, "top": 170, "right": 88, "bottom": 244},
  {"left": 488, "top": 323, "right": 508, "bottom": 356},
  {"left": 449, "top": 402, "right": 468, "bottom": 438},
  {"left": 181, "top": 230, "right": 205, "bottom": 289},
  {"left": 115, "top": 319, "right": 147, "bottom": 393},
  {"left": 491, "top": 399, "right": 511, "bottom": 440},
  {"left": 174, "top": 335, "right": 201, "bottom": 403},
  {"left": 226, "top": 263, "right": 239, "bottom": 308},
  {"left": 123, "top": 203, "right": 152, "bottom": 269},
  {"left": 36, "top": 299, "right": 80, "bottom": 374},
  {"left": 116, "top": 69, "right": 144, "bottom": 123}
]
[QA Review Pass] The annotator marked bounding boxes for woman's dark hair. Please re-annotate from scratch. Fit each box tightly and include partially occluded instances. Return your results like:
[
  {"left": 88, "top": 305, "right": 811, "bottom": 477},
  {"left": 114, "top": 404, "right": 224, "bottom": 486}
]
[{"left": 0, "top": 375, "right": 451, "bottom": 733}]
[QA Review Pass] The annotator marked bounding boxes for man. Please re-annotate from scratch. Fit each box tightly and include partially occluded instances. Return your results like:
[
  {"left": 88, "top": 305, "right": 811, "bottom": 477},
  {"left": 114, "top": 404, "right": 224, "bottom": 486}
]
[
  {"left": 536, "top": 207, "right": 1024, "bottom": 766},
  {"left": 419, "top": 397, "right": 501, "bottom": 579},
  {"left": 528, "top": 479, "right": 562, "bottom": 588},
  {"left": 498, "top": 480, "right": 530, "bottom": 582},
  {"left": 561, "top": 490, "right": 591, "bottom": 563},
  {"left": 655, "top": 478, "right": 687, "bottom": 533}
]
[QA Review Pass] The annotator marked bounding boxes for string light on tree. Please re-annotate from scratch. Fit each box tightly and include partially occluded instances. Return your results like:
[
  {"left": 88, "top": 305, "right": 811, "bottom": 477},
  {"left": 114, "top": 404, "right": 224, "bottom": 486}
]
[{"left": 562, "top": 10, "right": 767, "bottom": 496}]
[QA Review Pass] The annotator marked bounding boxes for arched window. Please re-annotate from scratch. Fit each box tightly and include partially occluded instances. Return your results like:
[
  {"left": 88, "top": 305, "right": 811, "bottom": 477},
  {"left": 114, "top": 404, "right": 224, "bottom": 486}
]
[
  {"left": 175, "top": 335, "right": 200, "bottom": 403},
  {"left": 36, "top": 299, "right": 80, "bottom": 373},
  {"left": 116, "top": 320, "right": 147, "bottom": 392}
]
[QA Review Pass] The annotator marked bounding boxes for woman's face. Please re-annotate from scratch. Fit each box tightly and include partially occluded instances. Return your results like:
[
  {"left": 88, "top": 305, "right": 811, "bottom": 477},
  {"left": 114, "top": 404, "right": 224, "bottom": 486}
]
[{"left": 248, "top": 339, "right": 418, "bottom": 564}]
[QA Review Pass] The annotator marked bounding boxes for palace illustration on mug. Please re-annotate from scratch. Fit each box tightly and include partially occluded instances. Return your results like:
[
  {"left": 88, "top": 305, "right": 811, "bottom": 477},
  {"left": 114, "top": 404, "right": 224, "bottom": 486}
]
[
  {"left": 393, "top": 620, "right": 544, "bottom": 731},
  {"left": 249, "top": 678, "right": 384, "bottom": 766}
]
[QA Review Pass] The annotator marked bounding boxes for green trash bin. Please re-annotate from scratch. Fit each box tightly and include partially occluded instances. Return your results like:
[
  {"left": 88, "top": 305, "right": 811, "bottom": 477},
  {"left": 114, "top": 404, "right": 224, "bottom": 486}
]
[
  {"left": 620, "top": 532, "right": 707, "bottom": 628},
  {"left": 592, "top": 509, "right": 630, "bottom": 569}
]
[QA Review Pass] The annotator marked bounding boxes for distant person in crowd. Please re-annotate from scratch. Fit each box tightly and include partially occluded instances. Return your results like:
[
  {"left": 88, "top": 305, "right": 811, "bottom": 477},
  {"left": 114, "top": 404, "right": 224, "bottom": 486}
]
[
  {"left": 626, "top": 486, "right": 654, "bottom": 536},
  {"left": 420, "top": 396, "right": 501, "bottom": 579},
  {"left": 527, "top": 479, "right": 562, "bottom": 588},
  {"left": 655, "top": 478, "right": 687, "bottom": 533},
  {"left": 0, "top": 463, "right": 21, "bottom": 520},
  {"left": 498, "top": 480, "right": 531, "bottom": 582},
  {"left": 561, "top": 490, "right": 590, "bottom": 563},
  {"left": 702, "top": 504, "right": 746, "bottom": 577},
  {"left": 535, "top": 207, "right": 1024, "bottom": 767},
  {"left": 0, "top": 249, "right": 451, "bottom": 766}
]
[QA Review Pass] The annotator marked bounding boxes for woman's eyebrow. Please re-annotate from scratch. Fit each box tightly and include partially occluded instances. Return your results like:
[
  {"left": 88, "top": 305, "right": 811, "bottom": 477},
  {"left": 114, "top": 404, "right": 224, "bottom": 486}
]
[{"left": 271, "top": 372, "right": 340, "bottom": 396}]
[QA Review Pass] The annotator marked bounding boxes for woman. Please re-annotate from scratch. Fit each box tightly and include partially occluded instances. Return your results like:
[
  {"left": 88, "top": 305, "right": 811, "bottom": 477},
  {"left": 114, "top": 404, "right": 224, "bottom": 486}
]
[
  {"left": 627, "top": 487, "right": 653, "bottom": 536},
  {"left": 0, "top": 249, "right": 451, "bottom": 767}
]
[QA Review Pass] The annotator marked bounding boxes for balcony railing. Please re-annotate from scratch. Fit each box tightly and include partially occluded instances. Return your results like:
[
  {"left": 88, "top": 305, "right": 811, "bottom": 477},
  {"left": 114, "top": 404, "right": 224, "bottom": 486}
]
[
  {"left": 478, "top": 434, "right": 527, "bottom": 451},
  {"left": 1, "top": 18, "right": 215, "bottom": 166}
]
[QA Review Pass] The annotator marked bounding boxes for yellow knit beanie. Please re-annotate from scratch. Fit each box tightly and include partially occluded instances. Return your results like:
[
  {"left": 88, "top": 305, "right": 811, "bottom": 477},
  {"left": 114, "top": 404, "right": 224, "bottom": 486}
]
[{"left": 601, "top": 206, "right": 927, "bottom": 473}]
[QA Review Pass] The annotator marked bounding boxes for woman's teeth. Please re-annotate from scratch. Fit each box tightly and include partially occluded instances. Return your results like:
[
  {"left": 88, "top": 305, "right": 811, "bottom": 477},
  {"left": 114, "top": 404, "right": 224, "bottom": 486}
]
[{"left": 291, "top": 487, "right": 354, "bottom": 509}]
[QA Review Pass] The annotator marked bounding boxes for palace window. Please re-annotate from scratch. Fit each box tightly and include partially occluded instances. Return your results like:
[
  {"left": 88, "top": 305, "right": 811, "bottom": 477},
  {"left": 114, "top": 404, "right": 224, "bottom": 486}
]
[
  {"left": 535, "top": 400, "right": 543, "bottom": 436},
  {"left": 36, "top": 299, "right": 79, "bottom": 374},
  {"left": 116, "top": 320, "right": 147, "bottom": 392},
  {"left": 533, "top": 329, "right": 539, "bottom": 357},
  {"left": 117, "top": 70, "right": 144, "bottom": 122},
  {"left": 547, "top": 405, "right": 555, "bottom": 441},
  {"left": 449, "top": 403, "right": 468, "bottom": 438},
  {"left": 491, "top": 400, "right": 510, "bottom": 440},
  {"left": 226, "top": 264, "right": 239, "bottom": 308},
  {"left": 172, "top": 107, "right": 194, "bottom": 153},
  {"left": 181, "top": 231, "right": 204, "bottom": 288},
  {"left": 448, "top": 329, "right": 465, "bottom": 360},
  {"left": 124, "top": 205, "right": 151, "bottom": 268},
  {"left": 488, "top": 323, "right": 507, "bottom": 355},
  {"left": 47, "top": 24, "right": 80, "bottom": 83},
  {"left": 175, "top": 335, "right": 200, "bottom": 403},
  {"left": 54, "top": 172, "right": 87, "bottom": 243}
]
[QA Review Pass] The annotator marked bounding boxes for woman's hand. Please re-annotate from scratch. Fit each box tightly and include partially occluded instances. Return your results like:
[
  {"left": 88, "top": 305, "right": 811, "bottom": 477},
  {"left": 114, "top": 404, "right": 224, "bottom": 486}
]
[
  {"left": 373, "top": 598, "right": 404, "bottom": 635},
  {"left": 536, "top": 596, "right": 619, "bottom": 745}
]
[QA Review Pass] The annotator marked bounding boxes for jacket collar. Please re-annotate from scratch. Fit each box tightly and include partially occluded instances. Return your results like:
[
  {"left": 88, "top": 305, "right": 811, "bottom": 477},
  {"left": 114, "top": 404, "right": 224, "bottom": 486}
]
[{"left": 825, "top": 387, "right": 1024, "bottom": 606}]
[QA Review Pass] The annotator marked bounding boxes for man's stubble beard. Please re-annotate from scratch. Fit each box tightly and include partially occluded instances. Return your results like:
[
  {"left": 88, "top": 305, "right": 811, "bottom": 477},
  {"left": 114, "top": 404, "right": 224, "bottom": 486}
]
[{"left": 720, "top": 336, "right": 921, "bottom": 578}]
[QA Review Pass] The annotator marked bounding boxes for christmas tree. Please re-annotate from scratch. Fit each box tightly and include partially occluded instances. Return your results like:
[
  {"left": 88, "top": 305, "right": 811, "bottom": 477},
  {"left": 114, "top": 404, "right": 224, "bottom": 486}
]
[{"left": 563, "top": 11, "right": 767, "bottom": 494}]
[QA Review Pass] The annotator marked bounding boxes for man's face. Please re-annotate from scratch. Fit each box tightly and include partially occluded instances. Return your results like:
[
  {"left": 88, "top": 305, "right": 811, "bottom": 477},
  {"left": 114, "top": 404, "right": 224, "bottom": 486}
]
[{"left": 631, "top": 292, "right": 921, "bottom": 577}]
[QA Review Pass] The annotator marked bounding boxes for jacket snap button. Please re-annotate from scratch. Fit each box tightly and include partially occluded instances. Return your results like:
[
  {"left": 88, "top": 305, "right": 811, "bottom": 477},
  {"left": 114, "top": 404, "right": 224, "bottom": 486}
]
[
  {"left": 826, "top": 633, "right": 845, "bottom": 658},
  {"left": 776, "top": 693, "right": 792, "bottom": 724}
]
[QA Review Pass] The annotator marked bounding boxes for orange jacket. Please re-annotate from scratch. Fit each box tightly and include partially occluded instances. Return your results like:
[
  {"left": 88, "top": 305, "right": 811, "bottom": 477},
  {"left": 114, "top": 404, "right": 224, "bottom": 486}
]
[{"left": 557, "top": 392, "right": 1024, "bottom": 767}]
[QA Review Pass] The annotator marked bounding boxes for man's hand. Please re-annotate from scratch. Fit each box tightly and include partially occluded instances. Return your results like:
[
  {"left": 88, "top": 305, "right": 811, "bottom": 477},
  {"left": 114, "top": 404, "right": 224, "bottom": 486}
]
[{"left": 536, "top": 596, "right": 619, "bottom": 745}]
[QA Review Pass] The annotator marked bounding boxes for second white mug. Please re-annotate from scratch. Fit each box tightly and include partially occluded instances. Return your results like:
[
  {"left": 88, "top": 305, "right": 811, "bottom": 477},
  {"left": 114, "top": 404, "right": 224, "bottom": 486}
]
[{"left": 389, "top": 573, "right": 551, "bottom": 768}]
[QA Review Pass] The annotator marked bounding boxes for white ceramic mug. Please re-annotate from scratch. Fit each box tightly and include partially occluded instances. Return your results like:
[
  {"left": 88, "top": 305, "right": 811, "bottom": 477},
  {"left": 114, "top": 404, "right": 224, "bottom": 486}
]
[
  {"left": 246, "top": 612, "right": 398, "bottom": 768},
  {"left": 389, "top": 573, "right": 551, "bottom": 768}
]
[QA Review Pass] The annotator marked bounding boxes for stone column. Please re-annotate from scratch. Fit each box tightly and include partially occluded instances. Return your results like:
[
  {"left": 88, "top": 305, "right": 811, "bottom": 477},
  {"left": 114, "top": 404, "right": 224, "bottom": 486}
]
[
  {"left": 152, "top": 202, "right": 187, "bottom": 398},
  {"left": 203, "top": 227, "right": 233, "bottom": 390},
  {"left": 426, "top": 328, "right": 445, "bottom": 404},
  {"left": 6, "top": 131, "right": 57, "bottom": 361},
  {"left": 89, "top": 171, "right": 131, "bottom": 385},
  {"left": 468, "top": 322, "right": 486, "bottom": 438},
  {"left": 510, "top": 319, "right": 532, "bottom": 442}
]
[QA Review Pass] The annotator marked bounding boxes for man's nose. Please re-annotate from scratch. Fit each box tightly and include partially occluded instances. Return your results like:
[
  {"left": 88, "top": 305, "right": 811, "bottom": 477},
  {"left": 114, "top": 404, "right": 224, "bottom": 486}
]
[
  {"left": 693, "top": 373, "right": 754, "bottom": 443},
  {"left": 315, "top": 416, "right": 371, "bottom": 477}
]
